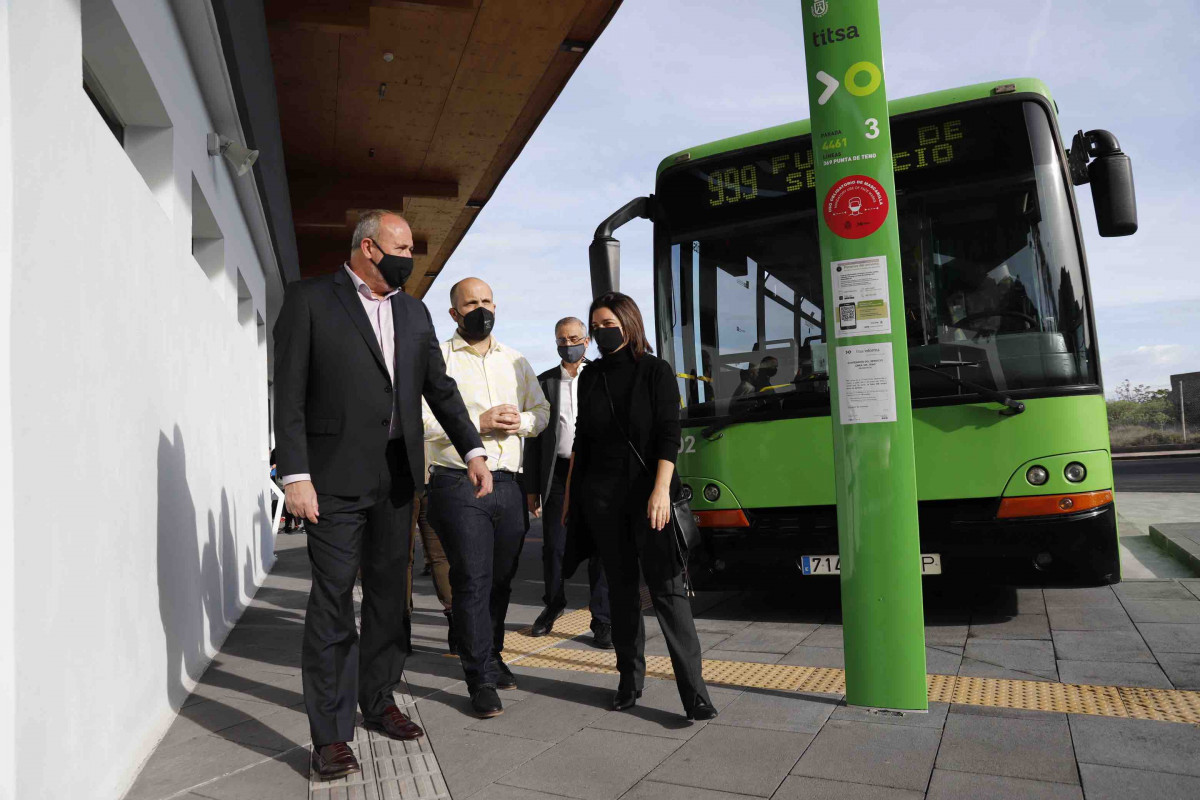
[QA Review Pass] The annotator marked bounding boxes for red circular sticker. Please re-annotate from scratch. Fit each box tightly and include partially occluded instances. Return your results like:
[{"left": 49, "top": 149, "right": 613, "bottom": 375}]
[{"left": 823, "top": 175, "right": 889, "bottom": 239}]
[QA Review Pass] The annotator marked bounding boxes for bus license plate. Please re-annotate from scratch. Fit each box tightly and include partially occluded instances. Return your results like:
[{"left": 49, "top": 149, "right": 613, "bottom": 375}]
[{"left": 800, "top": 554, "right": 942, "bottom": 575}]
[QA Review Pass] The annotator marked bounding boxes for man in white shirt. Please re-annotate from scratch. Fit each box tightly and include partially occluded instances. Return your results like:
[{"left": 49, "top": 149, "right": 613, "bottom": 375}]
[
  {"left": 523, "top": 317, "right": 611, "bottom": 647},
  {"left": 422, "top": 277, "right": 550, "bottom": 718}
]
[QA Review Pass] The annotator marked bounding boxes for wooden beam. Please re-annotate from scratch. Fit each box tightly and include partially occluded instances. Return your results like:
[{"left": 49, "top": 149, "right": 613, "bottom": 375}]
[
  {"left": 371, "top": 0, "right": 474, "bottom": 10},
  {"left": 265, "top": 0, "right": 371, "bottom": 36},
  {"left": 289, "top": 177, "right": 459, "bottom": 228},
  {"left": 298, "top": 229, "right": 429, "bottom": 255}
]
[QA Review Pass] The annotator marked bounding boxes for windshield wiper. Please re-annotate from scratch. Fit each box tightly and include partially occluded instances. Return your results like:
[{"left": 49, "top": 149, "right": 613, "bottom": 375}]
[{"left": 911, "top": 362, "right": 1025, "bottom": 416}]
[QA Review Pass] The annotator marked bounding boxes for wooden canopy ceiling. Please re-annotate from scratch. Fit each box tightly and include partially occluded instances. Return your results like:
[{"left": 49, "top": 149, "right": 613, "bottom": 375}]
[{"left": 265, "top": 0, "right": 622, "bottom": 299}]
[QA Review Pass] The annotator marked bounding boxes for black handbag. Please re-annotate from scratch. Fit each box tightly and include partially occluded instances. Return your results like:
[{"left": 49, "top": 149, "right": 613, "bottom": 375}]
[{"left": 602, "top": 374, "right": 699, "bottom": 595}]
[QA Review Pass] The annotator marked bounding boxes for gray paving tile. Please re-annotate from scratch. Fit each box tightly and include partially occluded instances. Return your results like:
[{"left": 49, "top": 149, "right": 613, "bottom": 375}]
[
  {"left": 791, "top": 719, "right": 940, "bottom": 791},
  {"left": 1135, "top": 622, "right": 1200, "bottom": 654},
  {"left": 779, "top": 646, "right": 845, "bottom": 669},
  {"left": 649, "top": 724, "right": 812, "bottom": 797},
  {"left": 1079, "top": 763, "right": 1200, "bottom": 800},
  {"left": 714, "top": 622, "right": 820, "bottom": 654},
  {"left": 773, "top": 775, "right": 923, "bottom": 800},
  {"left": 587, "top": 681, "right": 741, "bottom": 741},
  {"left": 949, "top": 703, "right": 1066, "bottom": 723},
  {"left": 710, "top": 689, "right": 840, "bottom": 734},
  {"left": 968, "top": 614, "right": 1051, "bottom": 640},
  {"left": 798, "top": 625, "right": 845, "bottom": 649},
  {"left": 1069, "top": 714, "right": 1200, "bottom": 777},
  {"left": 703, "top": 649, "right": 784, "bottom": 664},
  {"left": 622, "top": 779, "right": 763, "bottom": 799},
  {"left": 123, "top": 735, "right": 282, "bottom": 800},
  {"left": 468, "top": 783, "right": 570, "bottom": 800},
  {"left": 1050, "top": 630, "right": 1155, "bottom": 663},
  {"left": 961, "top": 639, "right": 1057, "bottom": 681},
  {"left": 830, "top": 701, "right": 949, "bottom": 729},
  {"left": 1047, "top": 607, "right": 1136, "bottom": 632},
  {"left": 691, "top": 617, "right": 754, "bottom": 635},
  {"left": 217, "top": 702, "right": 311, "bottom": 753},
  {"left": 1056, "top": 659, "right": 1173, "bottom": 689},
  {"left": 156, "top": 696, "right": 288, "bottom": 750},
  {"left": 1181, "top": 580, "right": 1200, "bottom": 601},
  {"left": 936, "top": 710, "right": 1077, "bottom": 784},
  {"left": 649, "top": 629, "right": 734, "bottom": 656},
  {"left": 1114, "top": 581, "right": 1197, "bottom": 601},
  {"left": 926, "top": 769, "right": 1082, "bottom": 799},
  {"left": 925, "top": 646, "right": 962, "bottom": 676},
  {"left": 1157, "top": 653, "right": 1200, "bottom": 690},
  {"left": 499, "top": 728, "right": 681, "bottom": 800},
  {"left": 429, "top": 727, "right": 550, "bottom": 798},
  {"left": 1042, "top": 587, "right": 1121, "bottom": 609},
  {"left": 1121, "top": 599, "right": 1200, "bottom": 624},
  {"left": 190, "top": 746, "right": 309, "bottom": 800},
  {"left": 924, "top": 623, "right": 970, "bottom": 648},
  {"left": 466, "top": 688, "right": 611, "bottom": 744}
]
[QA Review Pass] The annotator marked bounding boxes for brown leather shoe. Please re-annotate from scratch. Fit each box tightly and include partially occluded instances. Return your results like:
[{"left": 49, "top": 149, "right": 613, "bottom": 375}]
[
  {"left": 363, "top": 704, "right": 425, "bottom": 741},
  {"left": 310, "top": 743, "right": 361, "bottom": 781}
]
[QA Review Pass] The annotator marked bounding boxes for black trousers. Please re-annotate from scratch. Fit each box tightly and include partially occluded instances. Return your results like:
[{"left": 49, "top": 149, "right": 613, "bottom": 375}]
[
  {"left": 427, "top": 469, "right": 526, "bottom": 690},
  {"left": 581, "top": 463, "right": 711, "bottom": 713},
  {"left": 542, "top": 457, "right": 610, "bottom": 627},
  {"left": 301, "top": 440, "right": 415, "bottom": 746}
]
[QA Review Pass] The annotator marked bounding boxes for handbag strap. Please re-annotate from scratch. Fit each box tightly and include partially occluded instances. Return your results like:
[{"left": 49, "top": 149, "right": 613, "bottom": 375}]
[{"left": 602, "top": 372, "right": 651, "bottom": 475}]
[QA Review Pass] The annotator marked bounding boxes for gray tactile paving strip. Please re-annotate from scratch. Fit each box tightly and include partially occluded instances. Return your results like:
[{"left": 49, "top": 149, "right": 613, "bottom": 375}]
[{"left": 308, "top": 687, "right": 450, "bottom": 800}]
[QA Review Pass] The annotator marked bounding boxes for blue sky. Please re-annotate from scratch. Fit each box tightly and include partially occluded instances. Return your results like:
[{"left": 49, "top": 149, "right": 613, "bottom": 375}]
[{"left": 435, "top": 0, "right": 1199, "bottom": 393}]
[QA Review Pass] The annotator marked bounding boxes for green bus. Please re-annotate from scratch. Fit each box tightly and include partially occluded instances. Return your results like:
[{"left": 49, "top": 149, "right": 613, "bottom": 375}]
[{"left": 589, "top": 78, "right": 1137, "bottom": 586}]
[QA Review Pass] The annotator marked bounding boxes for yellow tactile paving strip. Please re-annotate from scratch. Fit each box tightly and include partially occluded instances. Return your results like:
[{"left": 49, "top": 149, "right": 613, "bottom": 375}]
[{"left": 502, "top": 603, "right": 1200, "bottom": 726}]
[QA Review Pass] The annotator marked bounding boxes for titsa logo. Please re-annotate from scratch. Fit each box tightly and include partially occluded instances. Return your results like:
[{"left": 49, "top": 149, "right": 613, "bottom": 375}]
[{"left": 811, "top": 0, "right": 829, "bottom": 17}]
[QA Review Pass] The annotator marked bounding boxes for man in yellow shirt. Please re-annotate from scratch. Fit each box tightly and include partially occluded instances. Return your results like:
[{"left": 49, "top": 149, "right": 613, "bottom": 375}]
[{"left": 423, "top": 277, "right": 549, "bottom": 718}]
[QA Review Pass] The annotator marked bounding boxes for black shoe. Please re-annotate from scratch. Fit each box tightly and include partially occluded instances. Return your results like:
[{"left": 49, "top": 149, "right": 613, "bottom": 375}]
[
  {"left": 492, "top": 657, "right": 517, "bottom": 690},
  {"left": 687, "top": 697, "right": 718, "bottom": 721},
  {"left": 470, "top": 685, "right": 504, "bottom": 718},
  {"left": 444, "top": 610, "right": 458, "bottom": 656},
  {"left": 612, "top": 686, "right": 642, "bottom": 711},
  {"left": 310, "top": 742, "right": 361, "bottom": 781},
  {"left": 530, "top": 604, "right": 565, "bottom": 637},
  {"left": 591, "top": 622, "right": 613, "bottom": 650}
]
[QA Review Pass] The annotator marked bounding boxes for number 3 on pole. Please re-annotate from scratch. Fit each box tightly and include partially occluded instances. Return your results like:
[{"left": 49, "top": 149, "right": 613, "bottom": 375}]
[{"left": 864, "top": 118, "right": 880, "bottom": 139}]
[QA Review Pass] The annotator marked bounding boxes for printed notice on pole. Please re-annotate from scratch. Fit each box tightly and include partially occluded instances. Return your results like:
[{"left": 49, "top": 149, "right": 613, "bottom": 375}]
[
  {"left": 831, "top": 255, "right": 891, "bottom": 339},
  {"left": 837, "top": 342, "right": 897, "bottom": 424}
]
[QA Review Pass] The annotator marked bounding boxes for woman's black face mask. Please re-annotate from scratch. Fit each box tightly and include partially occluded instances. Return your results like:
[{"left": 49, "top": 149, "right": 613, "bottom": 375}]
[{"left": 593, "top": 326, "right": 625, "bottom": 354}]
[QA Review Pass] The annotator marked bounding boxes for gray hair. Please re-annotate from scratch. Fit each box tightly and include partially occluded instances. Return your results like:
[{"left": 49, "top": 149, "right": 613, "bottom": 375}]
[
  {"left": 555, "top": 316, "right": 586, "bottom": 335},
  {"left": 350, "top": 209, "right": 405, "bottom": 253}
]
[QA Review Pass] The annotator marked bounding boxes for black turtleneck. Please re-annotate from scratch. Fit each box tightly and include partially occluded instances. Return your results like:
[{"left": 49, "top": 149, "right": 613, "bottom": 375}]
[{"left": 578, "top": 346, "right": 637, "bottom": 462}]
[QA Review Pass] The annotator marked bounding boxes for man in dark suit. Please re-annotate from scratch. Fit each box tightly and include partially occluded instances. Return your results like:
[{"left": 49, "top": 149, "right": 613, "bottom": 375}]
[
  {"left": 523, "top": 316, "right": 611, "bottom": 648},
  {"left": 274, "top": 209, "right": 490, "bottom": 780}
]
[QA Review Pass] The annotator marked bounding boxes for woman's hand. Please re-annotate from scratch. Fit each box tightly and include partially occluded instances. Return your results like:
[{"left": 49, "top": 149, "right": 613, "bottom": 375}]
[{"left": 647, "top": 486, "right": 671, "bottom": 531}]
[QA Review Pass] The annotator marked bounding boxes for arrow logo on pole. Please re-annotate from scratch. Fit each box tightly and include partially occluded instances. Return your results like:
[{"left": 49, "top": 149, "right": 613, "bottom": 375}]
[{"left": 816, "top": 70, "right": 839, "bottom": 105}]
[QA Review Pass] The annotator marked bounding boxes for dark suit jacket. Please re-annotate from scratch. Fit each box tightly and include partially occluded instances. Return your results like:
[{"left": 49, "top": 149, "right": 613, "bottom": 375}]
[
  {"left": 522, "top": 362, "right": 587, "bottom": 503},
  {"left": 273, "top": 268, "right": 482, "bottom": 497}
]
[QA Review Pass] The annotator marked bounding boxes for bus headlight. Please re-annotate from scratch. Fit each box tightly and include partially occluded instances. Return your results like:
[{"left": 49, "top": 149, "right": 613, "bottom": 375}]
[
  {"left": 680, "top": 484, "right": 693, "bottom": 502},
  {"left": 703, "top": 484, "right": 721, "bottom": 502},
  {"left": 1064, "top": 462, "right": 1087, "bottom": 483},
  {"left": 1026, "top": 465, "right": 1049, "bottom": 486}
]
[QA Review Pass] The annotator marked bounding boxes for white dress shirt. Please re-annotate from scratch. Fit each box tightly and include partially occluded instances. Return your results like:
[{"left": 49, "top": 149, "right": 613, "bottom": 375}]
[
  {"left": 423, "top": 333, "right": 550, "bottom": 472},
  {"left": 556, "top": 362, "right": 584, "bottom": 459}
]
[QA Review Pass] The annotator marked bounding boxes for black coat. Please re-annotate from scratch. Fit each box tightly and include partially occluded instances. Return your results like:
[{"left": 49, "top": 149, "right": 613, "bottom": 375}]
[
  {"left": 564, "top": 352, "right": 683, "bottom": 573},
  {"left": 272, "top": 268, "right": 482, "bottom": 496}
]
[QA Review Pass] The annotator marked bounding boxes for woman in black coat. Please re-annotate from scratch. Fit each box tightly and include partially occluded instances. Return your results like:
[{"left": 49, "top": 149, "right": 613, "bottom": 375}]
[{"left": 562, "top": 292, "right": 716, "bottom": 721}]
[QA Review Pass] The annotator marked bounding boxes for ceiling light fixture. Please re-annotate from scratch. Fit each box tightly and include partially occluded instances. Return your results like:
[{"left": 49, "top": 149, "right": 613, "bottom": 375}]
[
  {"left": 207, "top": 133, "right": 259, "bottom": 176},
  {"left": 560, "top": 39, "right": 590, "bottom": 54}
]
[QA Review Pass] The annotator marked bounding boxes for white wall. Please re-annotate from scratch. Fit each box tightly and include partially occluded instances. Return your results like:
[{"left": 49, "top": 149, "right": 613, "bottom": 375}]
[{"left": 6, "top": 0, "right": 275, "bottom": 797}]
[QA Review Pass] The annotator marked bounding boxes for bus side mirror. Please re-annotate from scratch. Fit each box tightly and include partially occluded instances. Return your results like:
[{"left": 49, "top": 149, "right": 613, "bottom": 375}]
[
  {"left": 589, "top": 196, "right": 653, "bottom": 299},
  {"left": 1069, "top": 129, "right": 1137, "bottom": 237}
]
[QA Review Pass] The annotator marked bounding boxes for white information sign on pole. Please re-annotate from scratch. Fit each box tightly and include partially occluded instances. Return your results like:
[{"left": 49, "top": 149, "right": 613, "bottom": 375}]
[
  {"left": 837, "top": 342, "right": 897, "bottom": 424},
  {"left": 831, "top": 255, "right": 891, "bottom": 339}
]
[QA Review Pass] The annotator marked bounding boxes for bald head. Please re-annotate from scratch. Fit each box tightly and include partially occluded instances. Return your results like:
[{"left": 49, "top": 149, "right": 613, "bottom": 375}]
[{"left": 448, "top": 277, "right": 496, "bottom": 342}]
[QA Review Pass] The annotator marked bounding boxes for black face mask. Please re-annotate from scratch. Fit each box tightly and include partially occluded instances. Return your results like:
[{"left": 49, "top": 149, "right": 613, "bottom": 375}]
[
  {"left": 593, "top": 327, "right": 625, "bottom": 354},
  {"left": 458, "top": 307, "right": 494, "bottom": 340},
  {"left": 369, "top": 239, "right": 413, "bottom": 289},
  {"left": 760, "top": 367, "right": 777, "bottom": 382},
  {"left": 558, "top": 343, "right": 587, "bottom": 364}
]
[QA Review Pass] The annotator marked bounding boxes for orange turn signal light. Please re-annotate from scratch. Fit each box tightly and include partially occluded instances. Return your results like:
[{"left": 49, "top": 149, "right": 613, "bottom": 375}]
[
  {"left": 693, "top": 509, "right": 750, "bottom": 528},
  {"left": 997, "top": 490, "right": 1113, "bottom": 519}
]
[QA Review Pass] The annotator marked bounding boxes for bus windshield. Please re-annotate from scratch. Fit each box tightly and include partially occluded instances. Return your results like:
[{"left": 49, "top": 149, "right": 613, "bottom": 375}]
[{"left": 655, "top": 99, "right": 1097, "bottom": 422}]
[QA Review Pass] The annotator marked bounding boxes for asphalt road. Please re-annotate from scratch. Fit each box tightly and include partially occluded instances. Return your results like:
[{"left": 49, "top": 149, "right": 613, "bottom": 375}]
[{"left": 1113, "top": 455, "right": 1200, "bottom": 493}]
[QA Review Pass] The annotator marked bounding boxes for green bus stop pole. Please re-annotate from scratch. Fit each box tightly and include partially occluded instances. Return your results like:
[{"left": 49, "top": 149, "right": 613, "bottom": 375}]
[{"left": 800, "top": 0, "right": 927, "bottom": 710}]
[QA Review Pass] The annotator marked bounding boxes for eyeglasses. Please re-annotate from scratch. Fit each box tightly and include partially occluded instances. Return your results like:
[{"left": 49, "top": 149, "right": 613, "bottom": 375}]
[{"left": 555, "top": 335, "right": 587, "bottom": 346}]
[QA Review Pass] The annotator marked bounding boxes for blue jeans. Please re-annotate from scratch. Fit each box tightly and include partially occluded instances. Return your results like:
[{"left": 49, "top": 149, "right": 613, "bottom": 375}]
[{"left": 427, "top": 469, "right": 526, "bottom": 690}]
